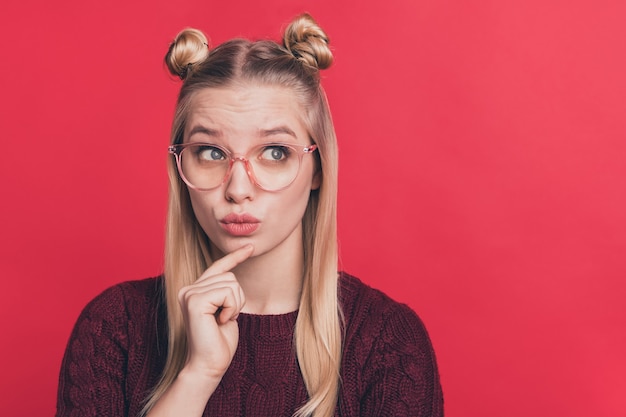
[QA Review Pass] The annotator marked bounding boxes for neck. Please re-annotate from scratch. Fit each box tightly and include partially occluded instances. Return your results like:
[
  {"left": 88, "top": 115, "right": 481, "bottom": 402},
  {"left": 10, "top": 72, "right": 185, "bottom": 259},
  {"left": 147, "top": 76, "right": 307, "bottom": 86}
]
[{"left": 229, "top": 226, "right": 304, "bottom": 315}]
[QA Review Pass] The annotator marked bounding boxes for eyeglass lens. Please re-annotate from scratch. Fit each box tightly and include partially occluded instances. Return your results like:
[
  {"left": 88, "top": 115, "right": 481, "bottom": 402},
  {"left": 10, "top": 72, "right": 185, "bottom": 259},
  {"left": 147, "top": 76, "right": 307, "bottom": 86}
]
[{"left": 179, "top": 143, "right": 303, "bottom": 191}]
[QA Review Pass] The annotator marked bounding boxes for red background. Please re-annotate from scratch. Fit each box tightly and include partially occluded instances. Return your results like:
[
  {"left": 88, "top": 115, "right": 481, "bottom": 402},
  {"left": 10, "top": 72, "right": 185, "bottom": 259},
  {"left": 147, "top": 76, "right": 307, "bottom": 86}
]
[{"left": 1, "top": 1, "right": 625, "bottom": 416}]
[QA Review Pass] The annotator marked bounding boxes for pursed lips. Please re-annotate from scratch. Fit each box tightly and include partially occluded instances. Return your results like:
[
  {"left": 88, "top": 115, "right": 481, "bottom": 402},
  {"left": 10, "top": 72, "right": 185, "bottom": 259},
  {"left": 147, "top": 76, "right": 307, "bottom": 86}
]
[{"left": 219, "top": 213, "right": 260, "bottom": 236}]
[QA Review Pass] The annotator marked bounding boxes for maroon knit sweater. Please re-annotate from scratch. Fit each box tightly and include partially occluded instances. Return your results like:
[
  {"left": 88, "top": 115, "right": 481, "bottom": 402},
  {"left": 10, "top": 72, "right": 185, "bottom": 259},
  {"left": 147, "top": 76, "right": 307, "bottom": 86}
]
[{"left": 56, "top": 272, "right": 443, "bottom": 416}]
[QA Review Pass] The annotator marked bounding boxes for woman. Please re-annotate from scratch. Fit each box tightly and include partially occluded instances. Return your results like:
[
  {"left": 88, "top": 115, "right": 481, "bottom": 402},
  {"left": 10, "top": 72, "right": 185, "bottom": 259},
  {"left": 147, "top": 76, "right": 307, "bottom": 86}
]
[{"left": 56, "top": 13, "right": 443, "bottom": 417}]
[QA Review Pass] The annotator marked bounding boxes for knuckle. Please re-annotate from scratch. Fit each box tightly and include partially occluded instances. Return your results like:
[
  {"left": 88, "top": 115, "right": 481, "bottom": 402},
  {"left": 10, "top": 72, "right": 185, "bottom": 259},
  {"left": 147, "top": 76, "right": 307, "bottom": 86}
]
[
  {"left": 177, "top": 287, "right": 188, "bottom": 304},
  {"left": 178, "top": 286, "right": 196, "bottom": 306}
]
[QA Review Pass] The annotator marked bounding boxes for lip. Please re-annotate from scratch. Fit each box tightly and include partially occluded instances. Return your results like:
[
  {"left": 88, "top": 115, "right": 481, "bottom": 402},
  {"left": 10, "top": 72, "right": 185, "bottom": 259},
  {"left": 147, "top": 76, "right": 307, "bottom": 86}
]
[{"left": 219, "top": 213, "right": 260, "bottom": 236}]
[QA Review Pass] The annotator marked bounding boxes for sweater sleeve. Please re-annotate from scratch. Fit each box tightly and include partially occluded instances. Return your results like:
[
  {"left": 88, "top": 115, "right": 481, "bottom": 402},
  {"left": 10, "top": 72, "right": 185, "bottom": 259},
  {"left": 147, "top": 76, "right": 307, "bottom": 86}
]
[
  {"left": 56, "top": 284, "right": 131, "bottom": 417},
  {"left": 359, "top": 303, "right": 444, "bottom": 417}
]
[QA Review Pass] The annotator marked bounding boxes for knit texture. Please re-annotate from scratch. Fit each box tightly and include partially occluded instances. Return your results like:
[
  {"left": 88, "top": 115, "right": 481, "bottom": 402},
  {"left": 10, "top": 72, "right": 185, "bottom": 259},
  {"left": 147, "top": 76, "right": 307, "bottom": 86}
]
[{"left": 56, "top": 272, "right": 443, "bottom": 416}]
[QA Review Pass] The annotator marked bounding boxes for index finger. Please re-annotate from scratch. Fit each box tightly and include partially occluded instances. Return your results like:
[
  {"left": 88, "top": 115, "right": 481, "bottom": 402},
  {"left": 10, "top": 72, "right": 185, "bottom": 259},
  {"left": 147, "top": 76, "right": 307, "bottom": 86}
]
[{"left": 204, "top": 244, "right": 254, "bottom": 276}]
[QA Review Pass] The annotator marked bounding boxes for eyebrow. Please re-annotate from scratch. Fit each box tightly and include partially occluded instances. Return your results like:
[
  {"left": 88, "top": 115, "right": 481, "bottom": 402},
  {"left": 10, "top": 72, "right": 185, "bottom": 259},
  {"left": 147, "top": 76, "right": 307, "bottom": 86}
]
[
  {"left": 188, "top": 126, "right": 220, "bottom": 138},
  {"left": 187, "top": 125, "right": 299, "bottom": 142},
  {"left": 260, "top": 126, "right": 298, "bottom": 139}
]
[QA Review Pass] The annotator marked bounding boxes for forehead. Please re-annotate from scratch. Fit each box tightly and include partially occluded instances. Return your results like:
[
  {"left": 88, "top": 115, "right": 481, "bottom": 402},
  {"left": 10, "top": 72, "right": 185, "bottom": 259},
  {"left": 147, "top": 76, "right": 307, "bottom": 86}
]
[{"left": 184, "top": 84, "right": 308, "bottom": 141}]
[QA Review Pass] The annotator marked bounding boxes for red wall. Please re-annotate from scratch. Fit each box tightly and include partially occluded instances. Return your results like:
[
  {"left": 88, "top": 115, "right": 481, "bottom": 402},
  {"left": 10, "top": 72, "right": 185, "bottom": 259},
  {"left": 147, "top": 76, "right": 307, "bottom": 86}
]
[{"left": 1, "top": 1, "right": 624, "bottom": 416}]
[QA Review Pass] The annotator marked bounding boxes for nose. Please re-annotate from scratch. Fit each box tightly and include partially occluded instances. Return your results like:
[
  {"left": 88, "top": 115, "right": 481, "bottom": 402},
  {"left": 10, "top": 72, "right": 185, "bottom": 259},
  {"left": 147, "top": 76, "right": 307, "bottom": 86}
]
[{"left": 224, "top": 158, "right": 256, "bottom": 202}]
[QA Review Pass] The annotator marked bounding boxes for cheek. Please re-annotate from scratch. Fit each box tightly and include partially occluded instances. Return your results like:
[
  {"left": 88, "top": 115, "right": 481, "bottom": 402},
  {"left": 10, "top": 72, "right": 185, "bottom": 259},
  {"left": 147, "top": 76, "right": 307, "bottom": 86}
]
[
  {"left": 281, "top": 181, "right": 315, "bottom": 222},
  {"left": 296, "top": 163, "right": 319, "bottom": 198},
  {"left": 188, "top": 191, "right": 216, "bottom": 228},
  {"left": 299, "top": 160, "right": 319, "bottom": 191}
]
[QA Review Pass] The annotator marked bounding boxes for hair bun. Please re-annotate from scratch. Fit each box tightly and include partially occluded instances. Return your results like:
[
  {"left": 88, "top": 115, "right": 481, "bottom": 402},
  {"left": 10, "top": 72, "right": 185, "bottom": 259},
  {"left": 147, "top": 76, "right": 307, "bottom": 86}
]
[
  {"left": 165, "top": 28, "right": 210, "bottom": 79},
  {"left": 283, "top": 13, "right": 333, "bottom": 70}
]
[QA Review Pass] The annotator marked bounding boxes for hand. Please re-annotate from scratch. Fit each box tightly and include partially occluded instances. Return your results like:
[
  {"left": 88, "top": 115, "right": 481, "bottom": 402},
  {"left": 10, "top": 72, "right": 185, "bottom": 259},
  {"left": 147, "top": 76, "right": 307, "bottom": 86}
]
[{"left": 178, "top": 244, "right": 253, "bottom": 380}]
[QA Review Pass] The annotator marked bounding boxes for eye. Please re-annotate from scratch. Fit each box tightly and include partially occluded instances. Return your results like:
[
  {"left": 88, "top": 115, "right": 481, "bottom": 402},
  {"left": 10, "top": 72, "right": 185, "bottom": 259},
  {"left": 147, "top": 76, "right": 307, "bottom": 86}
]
[
  {"left": 260, "top": 145, "right": 291, "bottom": 161},
  {"left": 196, "top": 145, "right": 226, "bottom": 161}
]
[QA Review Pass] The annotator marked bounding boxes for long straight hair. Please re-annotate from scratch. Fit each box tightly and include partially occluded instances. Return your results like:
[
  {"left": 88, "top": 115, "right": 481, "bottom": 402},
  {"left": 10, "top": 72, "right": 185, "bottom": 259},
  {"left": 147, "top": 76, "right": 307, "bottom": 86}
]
[{"left": 143, "top": 24, "right": 342, "bottom": 417}]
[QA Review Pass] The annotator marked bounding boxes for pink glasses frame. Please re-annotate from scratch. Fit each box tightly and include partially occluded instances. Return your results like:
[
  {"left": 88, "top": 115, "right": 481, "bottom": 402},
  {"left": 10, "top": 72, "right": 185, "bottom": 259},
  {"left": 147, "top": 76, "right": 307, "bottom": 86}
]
[{"left": 168, "top": 142, "right": 318, "bottom": 192}]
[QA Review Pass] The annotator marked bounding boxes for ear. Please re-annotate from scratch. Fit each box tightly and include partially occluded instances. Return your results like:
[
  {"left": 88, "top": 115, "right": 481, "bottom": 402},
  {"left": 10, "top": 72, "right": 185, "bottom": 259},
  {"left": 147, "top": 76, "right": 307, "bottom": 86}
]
[{"left": 311, "top": 168, "right": 322, "bottom": 190}]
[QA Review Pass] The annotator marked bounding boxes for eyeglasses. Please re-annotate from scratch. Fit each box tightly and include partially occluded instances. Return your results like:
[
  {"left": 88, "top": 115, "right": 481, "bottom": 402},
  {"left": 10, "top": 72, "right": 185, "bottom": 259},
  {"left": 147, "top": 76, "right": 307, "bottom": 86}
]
[{"left": 168, "top": 142, "right": 318, "bottom": 192}]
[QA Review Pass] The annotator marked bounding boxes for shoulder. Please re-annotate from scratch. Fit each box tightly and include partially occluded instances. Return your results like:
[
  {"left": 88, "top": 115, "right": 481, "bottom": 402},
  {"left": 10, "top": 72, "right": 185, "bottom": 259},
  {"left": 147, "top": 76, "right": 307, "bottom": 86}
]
[
  {"left": 89, "top": 276, "right": 162, "bottom": 309},
  {"left": 338, "top": 272, "right": 444, "bottom": 416},
  {"left": 61, "top": 276, "right": 164, "bottom": 378},
  {"left": 57, "top": 277, "right": 165, "bottom": 416},
  {"left": 71, "top": 276, "right": 162, "bottom": 339},
  {"left": 338, "top": 271, "right": 438, "bottom": 378},
  {"left": 339, "top": 271, "right": 430, "bottom": 343}
]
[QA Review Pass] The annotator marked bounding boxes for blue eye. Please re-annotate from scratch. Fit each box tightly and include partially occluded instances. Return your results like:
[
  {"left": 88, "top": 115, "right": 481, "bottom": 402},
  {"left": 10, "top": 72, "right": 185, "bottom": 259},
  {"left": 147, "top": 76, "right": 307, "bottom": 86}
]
[
  {"left": 197, "top": 146, "right": 226, "bottom": 161},
  {"left": 261, "top": 146, "right": 290, "bottom": 161}
]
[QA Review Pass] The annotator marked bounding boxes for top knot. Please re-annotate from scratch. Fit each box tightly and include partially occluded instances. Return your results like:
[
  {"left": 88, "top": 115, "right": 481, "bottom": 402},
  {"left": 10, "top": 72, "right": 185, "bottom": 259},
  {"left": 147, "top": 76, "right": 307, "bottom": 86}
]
[
  {"left": 165, "top": 28, "right": 210, "bottom": 80},
  {"left": 283, "top": 13, "right": 333, "bottom": 70}
]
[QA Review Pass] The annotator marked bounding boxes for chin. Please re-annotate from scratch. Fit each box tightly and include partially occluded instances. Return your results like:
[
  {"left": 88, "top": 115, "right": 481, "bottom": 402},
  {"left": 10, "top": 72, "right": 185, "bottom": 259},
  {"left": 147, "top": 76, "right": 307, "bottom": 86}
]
[{"left": 209, "top": 238, "right": 256, "bottom": 259}]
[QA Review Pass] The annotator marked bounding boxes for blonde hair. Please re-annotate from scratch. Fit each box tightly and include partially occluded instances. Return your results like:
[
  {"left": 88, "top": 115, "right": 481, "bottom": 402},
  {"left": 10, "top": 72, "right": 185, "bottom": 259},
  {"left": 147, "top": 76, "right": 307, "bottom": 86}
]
[{"left": 143, "top": 14, "right": 341, "bottom": 417}]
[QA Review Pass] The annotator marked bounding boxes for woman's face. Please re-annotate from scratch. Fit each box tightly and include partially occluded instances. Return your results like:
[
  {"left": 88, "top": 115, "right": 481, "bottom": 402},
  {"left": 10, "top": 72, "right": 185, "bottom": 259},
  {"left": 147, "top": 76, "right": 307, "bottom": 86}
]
[{"left": 183, "top": 84, "right": 320, "bottom": 260}]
